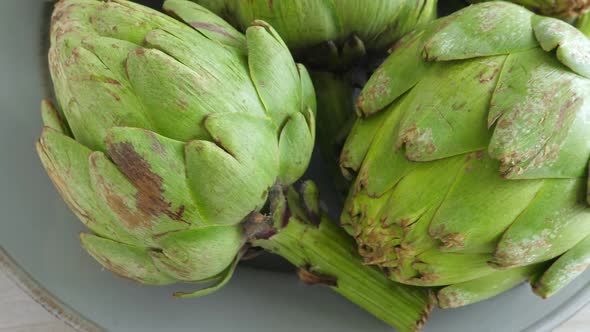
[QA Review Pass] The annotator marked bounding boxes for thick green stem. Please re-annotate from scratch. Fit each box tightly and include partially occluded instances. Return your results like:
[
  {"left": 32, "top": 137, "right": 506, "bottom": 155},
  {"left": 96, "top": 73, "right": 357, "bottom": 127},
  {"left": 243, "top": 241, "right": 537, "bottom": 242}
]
[{"left": 250, "top": 182, "right": 434, "bottom": 332}]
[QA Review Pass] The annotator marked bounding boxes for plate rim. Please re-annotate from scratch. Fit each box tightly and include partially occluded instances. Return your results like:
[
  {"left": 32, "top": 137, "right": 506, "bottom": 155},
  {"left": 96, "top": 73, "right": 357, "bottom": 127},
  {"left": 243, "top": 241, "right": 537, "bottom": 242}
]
[
  {"left": 0, "top": 246, "right": 102, "bottom": 332},
  {"left": 1, "top": 245, "right": 589, "bottom": 332}
]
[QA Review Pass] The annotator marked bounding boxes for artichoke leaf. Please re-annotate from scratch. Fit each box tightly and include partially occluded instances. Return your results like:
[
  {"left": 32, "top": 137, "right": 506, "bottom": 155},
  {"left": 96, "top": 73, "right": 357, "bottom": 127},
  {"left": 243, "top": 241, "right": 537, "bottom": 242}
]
[
  {"left": 40, "top": 99, "right": 70, "bottom": 136},
  {"left": 150, "top": 225, "right": 244, "bottom": 282},
  {"left": 80, "top": 233, "right": 176, "bottom": 285},
  {"left": 247, "top": 21, "right": 301, "bottom": 127},
  {"left": 173, "top": 250, "right": 241, "bottom": 298},
  {"left": 493, "top": 178, "right": 590, "bottom": 267},
  {"left": 423, "top": 2, "right": 537, "bottom": 61},
  {"left": 37, "top": 128, "right": 141, "bottom": 246},
  {"left": 533, "top": 15, "right": 590, "bottom": 79},
  {"left": 185, "top": 113, "right": 278, "bottom": 225},
  {"left": 533, "top": 233, "right": 590, "bottom": 298},
  {"left": 395, "top": 56, "right": 504, "bottom": 161},
  {"left": 428, "top": 154, "right": 544, "bottom": 253},
  {"left": 437, "top": 264, "right": 545, "bottom": 308},
  {"left": 488, "top": 48, "right": 590, "bottom": 179},
  {"left": 163, "top": 0, "right": 246, "bottom": 51},
  {"left": 57, "top": 46, "right": 153, "bottom": 151}
]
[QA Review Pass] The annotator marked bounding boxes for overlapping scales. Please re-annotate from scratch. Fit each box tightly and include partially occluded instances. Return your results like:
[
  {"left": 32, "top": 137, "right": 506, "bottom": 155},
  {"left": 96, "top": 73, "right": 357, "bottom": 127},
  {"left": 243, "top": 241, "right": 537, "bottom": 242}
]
[{"left": 342, "top": 1, "right": 590, "bottom": 306}]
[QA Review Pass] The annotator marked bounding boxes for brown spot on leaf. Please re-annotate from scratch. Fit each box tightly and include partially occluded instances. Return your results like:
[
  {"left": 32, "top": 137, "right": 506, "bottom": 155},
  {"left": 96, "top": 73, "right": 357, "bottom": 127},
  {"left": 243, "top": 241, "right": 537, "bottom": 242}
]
[
  {"left": 189, "top": 22, "right": 240, "bottom": 41},
  {"left": 104, "top": 78, "right": 121, "bottom": 85},
  {"left": 439, "top": 233, "right": 465, "bottom": 250},
  {"left": 145, "top": 131, "right": 166, "bottom": 155},
  {"left": 105, "top": 142, "right": 187, "bottom": 229},
  {"left": 399, "top": 125, "right": 437, "bottom": 160},
  {"left": 297, "top": 266, "right": 338, "bottom": 287},
  {"left": 478, "top": 66, "right": 500, "bottom": 83},
  {"left": 537, "top": 0, "right": 590, "bottom": 19}
]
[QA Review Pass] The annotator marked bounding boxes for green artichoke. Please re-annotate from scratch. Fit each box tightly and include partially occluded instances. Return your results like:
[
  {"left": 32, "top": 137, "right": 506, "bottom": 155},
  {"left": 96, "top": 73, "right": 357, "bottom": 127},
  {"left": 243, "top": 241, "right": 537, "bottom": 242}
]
[
  {"left": 468, "top": 0, "right": 590, "bottom": 19},
  {"left": 39, "top": 0, "right": 314, "bottom": 294},
  {"left": 37, "top": 1, "right": 434, "bottom": 329},
  {"left": 341, "top": 1, "right": 590, "bottom": 308}
]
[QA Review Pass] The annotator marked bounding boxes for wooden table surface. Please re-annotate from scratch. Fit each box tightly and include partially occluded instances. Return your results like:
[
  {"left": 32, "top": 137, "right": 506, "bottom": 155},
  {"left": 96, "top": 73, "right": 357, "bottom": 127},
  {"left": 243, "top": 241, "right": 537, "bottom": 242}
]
[{"left": 0, "top": 269, "right": 587, "bottom": 332}]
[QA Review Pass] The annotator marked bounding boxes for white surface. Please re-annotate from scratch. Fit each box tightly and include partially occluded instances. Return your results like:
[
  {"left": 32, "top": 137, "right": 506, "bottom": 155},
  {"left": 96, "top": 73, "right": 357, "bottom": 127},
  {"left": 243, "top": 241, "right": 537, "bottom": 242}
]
[{"left": 0, "top": 269, "right": 586, "bottom": 332}]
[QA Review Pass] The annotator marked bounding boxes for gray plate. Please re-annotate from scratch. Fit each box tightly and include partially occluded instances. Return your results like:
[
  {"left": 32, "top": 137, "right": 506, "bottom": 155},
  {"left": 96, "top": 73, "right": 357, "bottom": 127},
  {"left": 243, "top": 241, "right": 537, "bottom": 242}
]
[{"left": 0, "top": 1, "right": 589, "bottom": 331}]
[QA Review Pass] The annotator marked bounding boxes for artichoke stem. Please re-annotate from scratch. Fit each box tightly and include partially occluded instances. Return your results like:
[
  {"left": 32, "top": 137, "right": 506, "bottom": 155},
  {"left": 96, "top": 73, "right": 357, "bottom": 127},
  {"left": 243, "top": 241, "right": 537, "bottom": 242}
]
[{"left": 250, "top": 181, "right": 434, "bottom": 332}]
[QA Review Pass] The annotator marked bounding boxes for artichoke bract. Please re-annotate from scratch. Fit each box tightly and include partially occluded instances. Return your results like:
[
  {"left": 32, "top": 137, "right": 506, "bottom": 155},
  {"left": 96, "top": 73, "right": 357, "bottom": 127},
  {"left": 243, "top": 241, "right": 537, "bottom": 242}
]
[
  {"left": 38, "top": 0, "right": 314, "bottom": 296},
  {"left": 37, "top": 1, "right": 434, "bottom": 329},
  {"left": 468, "top": 0, "right": 590, "bottom": 19},
  {"left": 341, "top": 1, "right": 590, "bottom": 307}
]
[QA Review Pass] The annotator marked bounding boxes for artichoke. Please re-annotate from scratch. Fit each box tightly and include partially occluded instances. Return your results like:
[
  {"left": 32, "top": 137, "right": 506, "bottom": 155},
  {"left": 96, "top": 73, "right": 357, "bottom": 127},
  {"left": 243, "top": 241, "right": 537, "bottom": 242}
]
[
  {"left": 467, "top": 0, "right": 590, "bottom": 19},
  {"left": 39, "top": 0, "right": 314, "bottom": 294},
  {"left": 37, "top": 0, "right": 433, "bottom": 330},
  {"left": 341, "top": 1, "right": 590, "bottom": 308}
]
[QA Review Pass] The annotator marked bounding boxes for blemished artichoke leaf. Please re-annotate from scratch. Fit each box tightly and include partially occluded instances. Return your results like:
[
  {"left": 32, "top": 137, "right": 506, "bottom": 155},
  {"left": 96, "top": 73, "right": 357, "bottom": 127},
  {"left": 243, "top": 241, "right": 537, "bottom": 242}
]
[
  {"left": 105, "top": 128, "right": 203, "bottom": 225},
  {"left": 79, "top": 36, "right": 138, "bottom": 83},
  {"left": 469, "top": 0, "right": 590, "bottom": 20},
  {"left": 437, "top": 263, "right": 546, "bottom": 309},
  {"left": 395, "top": 56, "right": 503, "bottom": 162},
  {"left": 423, "top": 2, "right": 537, "bottom": 61},
  {"left": 351, "top": 100, "right": 416, "bottom": 197},
  {"left": 428, "top": 154, "right": 543, "bottom": 253},
  {"left": 163, "top": 0, "right": 246, "bottom": 51},
  {"left": 89, "top": 151, "right": 186, "bottom": 248},
  {"left": 533, "top": 16, "right": 590, "bottom": 79},
  {"left": 488, "top": 48, "right": 590, "bottom": 179},
  {"left": 342, "top": 1, "right": 590, "bottom": 307},
  {"left": 381, "top": 155, "right": 466, "bottom": 239},
  {"left": 94, "top": 131, "right": 201, "bottom": 231},
  {"left": 533, "top": 234, "right": 590, "bottom": 298},
  {"left": 493, "top": 178, "right": 590, "bottom": 267},
  {"left": 52, "top": 46, "right": 153, "bottom": 152},
  {"left": 80, "top": 233, "right": 177, "bottom": 285},
  {"left": 410, "top": 250, "right": 496, "bottom": 286},
  {"left": 339, "top": 110, "right": 389, "bottom": 179},
  {"left": 357, "top": 30, "right": 431, "bottom": 116},
  {"left": 37, "top": 128, "right": 142, "bottom": 247},
  {"left": 40, "top": 100, "right": 69, "bottom": 135}
]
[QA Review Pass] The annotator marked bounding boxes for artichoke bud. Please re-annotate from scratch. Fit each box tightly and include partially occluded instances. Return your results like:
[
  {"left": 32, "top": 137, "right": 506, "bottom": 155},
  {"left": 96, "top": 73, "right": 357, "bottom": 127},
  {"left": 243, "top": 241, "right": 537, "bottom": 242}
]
[
  {"left": 38, "top": 0, "right": 315, "bottom": 296},
  {"left": 342, "top": 1, "right": 590, "bottom": 306}
]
